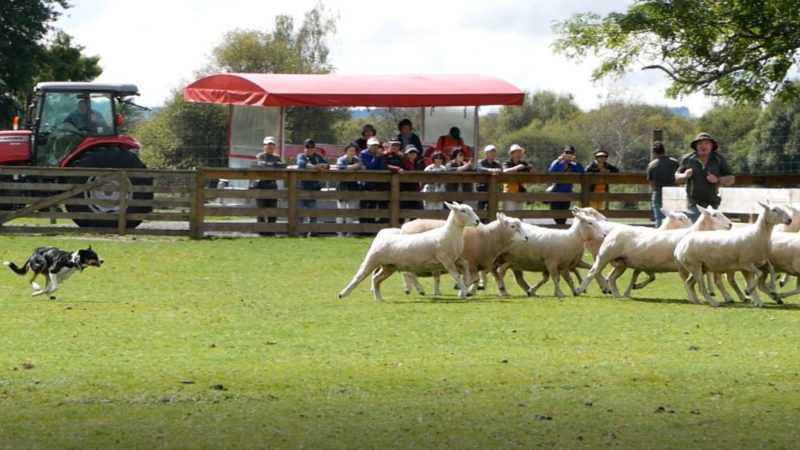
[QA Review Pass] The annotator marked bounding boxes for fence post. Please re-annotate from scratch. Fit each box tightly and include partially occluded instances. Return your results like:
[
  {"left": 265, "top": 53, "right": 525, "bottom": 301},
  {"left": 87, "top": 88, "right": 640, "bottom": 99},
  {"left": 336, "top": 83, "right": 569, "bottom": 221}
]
[
  {"left": 390, "top": 173, "right": 400, "bottom": 228},
  {"left": 189, "top": 170, "right": 205, "bottom": 239},
  {"left": 116, "top": 170, "right": 130, "bottom": 236},
  {"left": 580, "top": 174, "right": 591, "bottom": 207},
  {"left": 287, "top": 171, "right": 298, "bottom": 237},
  {"left": 487, "top": 176, "right": 498, "bottom": 220}
]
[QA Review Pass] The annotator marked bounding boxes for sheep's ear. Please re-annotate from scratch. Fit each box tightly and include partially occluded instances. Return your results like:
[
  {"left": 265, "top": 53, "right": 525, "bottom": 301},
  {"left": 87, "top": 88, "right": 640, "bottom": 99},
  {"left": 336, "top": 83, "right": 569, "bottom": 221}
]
[
  {"left": 444, "top": 202, "right": 454, "bottom": 210},
  {"left": 496, "top": 212, "right": 506, "bottom": 221},
  {"left": 697, "top": 205, "right": 708, "bottom": 215},
  {"left": 660, "top": 208, "right": 668, "bottom": 216},
  {"left": 757, "top": 200, "right": 769, "bottom": 209}
]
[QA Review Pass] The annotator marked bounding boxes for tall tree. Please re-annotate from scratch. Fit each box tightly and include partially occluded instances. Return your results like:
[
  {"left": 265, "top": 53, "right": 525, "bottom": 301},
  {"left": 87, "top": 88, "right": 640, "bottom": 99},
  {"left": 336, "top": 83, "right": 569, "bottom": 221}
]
[
  {"left": 730, "top": 90, "right": 800, "bottom": 173},
  {"left": 553, "top": 0, "right": 800, "bottom": 104},
  {"left": 134, "top": 89, "right": 228, "bottom": 169},
  {"left": 34, "top": 31, "right": 102, "bottom": 83},
  {"left": 1, "top": 0, "right": 66, "bottom": 123},
  {"left": 206, "top": 1, "right": 345, "bottom": 144}
]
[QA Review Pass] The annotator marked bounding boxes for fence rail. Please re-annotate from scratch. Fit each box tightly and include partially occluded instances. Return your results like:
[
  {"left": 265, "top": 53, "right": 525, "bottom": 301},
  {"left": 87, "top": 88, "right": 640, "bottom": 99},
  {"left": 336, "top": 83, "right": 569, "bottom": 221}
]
[{"left": 1, "top": 166, "right": 799, "bottom": 239}]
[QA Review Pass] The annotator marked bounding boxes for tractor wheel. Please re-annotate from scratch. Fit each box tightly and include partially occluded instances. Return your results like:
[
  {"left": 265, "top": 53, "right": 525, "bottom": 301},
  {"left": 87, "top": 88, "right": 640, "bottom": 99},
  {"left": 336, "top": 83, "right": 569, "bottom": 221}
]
[{"left": 66, "top": 147, "right": 153, "bottom": 228}]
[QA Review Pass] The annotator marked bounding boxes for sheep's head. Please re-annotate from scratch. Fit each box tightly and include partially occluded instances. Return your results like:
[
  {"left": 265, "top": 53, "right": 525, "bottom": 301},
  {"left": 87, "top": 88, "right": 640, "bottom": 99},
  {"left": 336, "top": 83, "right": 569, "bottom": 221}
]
[
  {"left": 697, "top": 205, "right": 732, "bottom": 230},
  {"left": 660, "top": 209, "right": 692, "bottom": 229},
  {"left": 759, "top": 201, "right": 792, "bottom": 226},
  {"left": 446, "top": 202, "right": 480, "bottom": 228},
  {"left": 573, "top": 205, "right": 607, "bottom": 222},
  {"left": 572, "top": 212, "right": 606, "bottom": 242},
  {"left": 497, "top": 212, "right": 528, "bottom": 243}
]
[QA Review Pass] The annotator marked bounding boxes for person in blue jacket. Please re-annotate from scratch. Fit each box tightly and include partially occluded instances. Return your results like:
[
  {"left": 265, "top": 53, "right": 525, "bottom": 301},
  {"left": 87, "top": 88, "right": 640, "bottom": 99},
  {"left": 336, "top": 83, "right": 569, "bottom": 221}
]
[{"left": 547, "top": 145, "right": 585, "bottom": 224}]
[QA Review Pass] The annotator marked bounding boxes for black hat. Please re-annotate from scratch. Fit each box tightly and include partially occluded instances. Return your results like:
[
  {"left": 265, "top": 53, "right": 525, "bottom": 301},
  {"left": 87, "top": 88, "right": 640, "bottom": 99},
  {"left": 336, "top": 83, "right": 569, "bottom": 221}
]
[
  {"left": 563, "top": 145, "right": 575, "bottom": 154},
  {"left": 652, "top": 141, "right": 666, "bottom": 153},
  {"left": 303, "top": 138, "right": 316, "bottom": 148},
  {"left": 690, "top": 132, "right": 718, "bottom": 151}
]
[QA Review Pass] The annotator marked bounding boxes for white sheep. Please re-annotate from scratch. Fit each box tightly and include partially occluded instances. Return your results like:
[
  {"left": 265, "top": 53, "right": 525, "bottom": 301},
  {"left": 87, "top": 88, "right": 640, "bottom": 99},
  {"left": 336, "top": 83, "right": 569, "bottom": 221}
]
[
  {"left": 583, "top": 209, "right": 693, "bottom": 295},
  {"left": 674, "top": 201, "right": 791, "bottom": 307},
  {"left": 494, "top": 210, "right": 606, "bottom": 297},
  {"left": 576, "top": 205, "right": 732, "bottom": 297},
  {"left": 769, "top": 231, "right": 800, "bottom": 299},
  {"left": 338, "top": 202, "right": 480, "bottom": 301},
  {"left": 398, "top": 213, "right": 528, "bottom": 294}
]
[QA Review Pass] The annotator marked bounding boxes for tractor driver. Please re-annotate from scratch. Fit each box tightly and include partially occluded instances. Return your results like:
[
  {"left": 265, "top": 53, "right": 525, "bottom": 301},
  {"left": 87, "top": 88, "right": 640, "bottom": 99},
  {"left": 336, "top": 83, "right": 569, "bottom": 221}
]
[{"left": 64, "top": 97, "right": 109, "bottom": 134}]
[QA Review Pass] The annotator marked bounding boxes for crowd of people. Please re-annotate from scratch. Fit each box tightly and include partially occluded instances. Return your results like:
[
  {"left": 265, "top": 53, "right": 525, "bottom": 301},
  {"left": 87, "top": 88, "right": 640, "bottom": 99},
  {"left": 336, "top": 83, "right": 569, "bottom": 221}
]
[{"left": 251, "top": 118, "right": 727, "bottom": 232}]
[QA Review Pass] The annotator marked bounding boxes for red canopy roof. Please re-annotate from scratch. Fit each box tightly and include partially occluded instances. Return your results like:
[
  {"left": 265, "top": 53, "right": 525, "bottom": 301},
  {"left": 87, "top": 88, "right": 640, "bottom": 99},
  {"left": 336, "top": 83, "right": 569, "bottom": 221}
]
[{"left": 184, "top": 73, "right": 525, "bottom": 107}]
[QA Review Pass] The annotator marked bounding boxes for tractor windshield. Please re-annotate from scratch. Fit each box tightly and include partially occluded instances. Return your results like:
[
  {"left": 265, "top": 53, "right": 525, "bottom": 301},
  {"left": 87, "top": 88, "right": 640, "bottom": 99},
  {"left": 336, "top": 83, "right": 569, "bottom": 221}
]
[{"left": 35, "top": 92, "right": 116, "bottom": 166}]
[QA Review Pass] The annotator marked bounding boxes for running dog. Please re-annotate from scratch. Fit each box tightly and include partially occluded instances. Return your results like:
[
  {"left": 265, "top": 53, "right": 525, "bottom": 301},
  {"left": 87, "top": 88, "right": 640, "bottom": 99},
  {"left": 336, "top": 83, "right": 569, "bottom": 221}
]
[{"left": 4, "top": 246, "right": 103, "bottom": 299}]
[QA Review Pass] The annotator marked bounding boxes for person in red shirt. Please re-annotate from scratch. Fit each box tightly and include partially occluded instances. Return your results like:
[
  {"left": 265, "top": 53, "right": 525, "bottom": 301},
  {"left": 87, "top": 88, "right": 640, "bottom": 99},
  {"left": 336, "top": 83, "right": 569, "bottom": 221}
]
[{"left": 430, "top": 126, "right": 472, "bottom": 161}]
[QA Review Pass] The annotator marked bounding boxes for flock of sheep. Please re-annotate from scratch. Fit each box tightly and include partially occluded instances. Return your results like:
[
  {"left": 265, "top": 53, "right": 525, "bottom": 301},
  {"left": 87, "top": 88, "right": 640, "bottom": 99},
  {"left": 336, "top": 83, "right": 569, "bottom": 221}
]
[{"left": 338, "top": 201, "right": 800, "bottom": 307}]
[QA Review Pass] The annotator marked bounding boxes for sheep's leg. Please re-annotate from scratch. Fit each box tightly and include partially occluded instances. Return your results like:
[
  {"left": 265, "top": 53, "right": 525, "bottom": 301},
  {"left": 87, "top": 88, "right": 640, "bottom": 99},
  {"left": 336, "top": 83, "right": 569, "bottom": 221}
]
[
  {"left": 576, "top": 256, "right": 611, "bottom": 295},
  {"left": 441, "top": 262, "right": 469, "bottom": 299},
  {"left": 741, "top": 266, "right": 765, "bottom": 308},
  {"left": 371, "top": 265, "right": 397, "bottom": 301},
  {"left": 563, "top": 270, "right": 580, "bottom": 296},
  {"left": 706, "top": 272, "right": 716, "bottom": 297},
  {"left": 477, "top": 270, "right": 487, "bottom": 290},
  {"left": 404, "top": 272, "right": 425, "bottom": 295},
  {"left": 547, "top": 263, "right": 565, "bottom": 298},
  {"left": 691, "top": 266, "right": 719, "bottom": 307},
  {"left": 528, "top": 271, "right": 549, "bottom": 296},
  {"left": 490, "top": 266, "right": 510, "bottom": 296},
  {"left": 725, "top": 272, "right": 750, "bottom": 302},
  {"left": 570, "top": 267, "right": 584, "bottom": 284},
  {"left": 495, "top": 262, "right": 511, "bottom": 295},
  {"left": 632, "top": 271, "right": 656, "bottom": 290},
  {"left": 401, "top": 272, "right": 412, "bottom": 294},
  {"left": 680, "top": 266, "right": 701, "bottom": 304},
  {"left": 339, "top": 260, "right": 379, "bottom": 299},
  {"left": 779, "top": 276, "right": 800, "bottom": 299},
  {"left": 712, "top": 273, "right": 735, "bottom": 303},
  {"left": 607, "top": 266, "right": 626, "bottom": 298},
  {"left": 459, "top": 259, "right": 472, "bottom": 297},
  {"left": 779, "top": 273, "right": 791, "bottom": 288},
  {"left": 513, "top": 270, "right": 533, "bottom": 295},
  {"left": 755, "top": 263, "right": 782, "bottom": 304},
  {"left": 432, "top": 273, "right": 442, "bottom": 297}
]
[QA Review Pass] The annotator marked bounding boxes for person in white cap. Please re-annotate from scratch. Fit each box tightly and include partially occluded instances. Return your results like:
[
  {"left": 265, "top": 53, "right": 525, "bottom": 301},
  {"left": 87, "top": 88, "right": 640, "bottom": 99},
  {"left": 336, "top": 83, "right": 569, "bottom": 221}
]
[
  {"left": 476, "top": 144, "right": 502, "bottom": 212},
  {"left": 502, "top": 144, "right": 533, "bottom": 211},
  {"left": 251, "top": 136, "right": 287, "bottom": 234}
]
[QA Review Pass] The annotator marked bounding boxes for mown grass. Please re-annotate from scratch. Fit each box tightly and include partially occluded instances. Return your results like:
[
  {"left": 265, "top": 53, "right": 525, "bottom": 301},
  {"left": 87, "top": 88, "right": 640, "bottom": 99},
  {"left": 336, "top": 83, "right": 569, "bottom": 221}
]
[{"left": 1, "top": 234, "right": 799, "bottom": 449}]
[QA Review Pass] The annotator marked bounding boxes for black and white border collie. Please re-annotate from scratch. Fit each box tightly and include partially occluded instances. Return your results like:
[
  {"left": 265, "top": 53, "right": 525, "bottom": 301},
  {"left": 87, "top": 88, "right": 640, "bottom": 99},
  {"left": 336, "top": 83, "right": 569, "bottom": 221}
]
[{"left": 4, "top": 246, "right": 103, "bottom": 299}]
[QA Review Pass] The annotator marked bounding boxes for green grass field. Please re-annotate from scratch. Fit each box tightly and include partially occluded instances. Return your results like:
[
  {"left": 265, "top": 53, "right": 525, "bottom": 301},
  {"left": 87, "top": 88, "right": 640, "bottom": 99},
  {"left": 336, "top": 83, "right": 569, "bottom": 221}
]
[{"left": 1, "top": 234, "right": 799, "bottom": 449}]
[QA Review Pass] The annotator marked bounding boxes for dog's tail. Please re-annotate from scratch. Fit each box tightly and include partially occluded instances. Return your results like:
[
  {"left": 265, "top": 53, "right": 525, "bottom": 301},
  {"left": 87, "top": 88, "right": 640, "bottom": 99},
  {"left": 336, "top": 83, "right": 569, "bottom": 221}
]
[{"left": 4, "top": 260, "right": 29, "bottom": 275}]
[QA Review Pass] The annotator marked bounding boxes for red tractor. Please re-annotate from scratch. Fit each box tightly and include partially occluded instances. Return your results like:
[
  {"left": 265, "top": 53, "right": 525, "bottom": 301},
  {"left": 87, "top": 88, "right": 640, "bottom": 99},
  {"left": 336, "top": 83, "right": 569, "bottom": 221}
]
[{"left": 0, "top": 82, "right": 151, "bottom": 228}]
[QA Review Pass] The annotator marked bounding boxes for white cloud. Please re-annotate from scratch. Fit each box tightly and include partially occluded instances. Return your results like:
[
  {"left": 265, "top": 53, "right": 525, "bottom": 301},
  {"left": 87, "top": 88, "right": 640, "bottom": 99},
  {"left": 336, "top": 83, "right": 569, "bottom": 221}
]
[{"left": 55, "top": 0, "right": 713, "bottom": 116}]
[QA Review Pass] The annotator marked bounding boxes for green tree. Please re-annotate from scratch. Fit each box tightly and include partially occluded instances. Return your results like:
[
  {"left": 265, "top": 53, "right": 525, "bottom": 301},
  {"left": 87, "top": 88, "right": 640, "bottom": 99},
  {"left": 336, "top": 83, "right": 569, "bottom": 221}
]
[
  {"left": 1, "top": 0, "right": 78, "bottom": 123},
  {"left": 553, "top": 0, "right": 800, "bottom": 104},
  {"left": 34, "top": 31, "right": 102, "bottom": 83},
  {"left": 699, "top": 103, "right": 761, "bottom": 171},
  {"left": 206, "top": 1, "right": 345, "bottom": 144},
  {"left": 572, "top": 102, "right": 696, "bottom": 171},
  {"left": 134, "top": 89, "right": 228, "bottom": 169},
  {"left": 730, "top": 91, "right": 800, "bottom": 173},
  {"left": 483, "top": 91, "right": 580, "bottom": 147}
]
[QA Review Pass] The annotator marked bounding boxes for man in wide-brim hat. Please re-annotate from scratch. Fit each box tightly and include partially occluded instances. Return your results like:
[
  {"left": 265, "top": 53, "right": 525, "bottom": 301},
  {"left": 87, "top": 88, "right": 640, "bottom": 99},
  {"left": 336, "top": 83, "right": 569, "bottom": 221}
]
[{"left": 675, "top": 132, "right": 735, "bottom": 222}]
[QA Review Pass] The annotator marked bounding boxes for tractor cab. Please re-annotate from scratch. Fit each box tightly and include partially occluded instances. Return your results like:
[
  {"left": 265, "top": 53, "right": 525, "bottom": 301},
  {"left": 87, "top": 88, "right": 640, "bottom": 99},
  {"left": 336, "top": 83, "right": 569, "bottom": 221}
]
[{"left": 1, "top": 82, "right": 141, "bottom": 167}]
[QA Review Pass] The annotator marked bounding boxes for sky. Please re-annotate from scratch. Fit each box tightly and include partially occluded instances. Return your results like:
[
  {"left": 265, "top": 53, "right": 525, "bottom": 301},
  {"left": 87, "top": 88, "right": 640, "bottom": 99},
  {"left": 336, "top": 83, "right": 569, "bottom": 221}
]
[{"left": 55, "top": 0, "right": 712, "bottom": 116}]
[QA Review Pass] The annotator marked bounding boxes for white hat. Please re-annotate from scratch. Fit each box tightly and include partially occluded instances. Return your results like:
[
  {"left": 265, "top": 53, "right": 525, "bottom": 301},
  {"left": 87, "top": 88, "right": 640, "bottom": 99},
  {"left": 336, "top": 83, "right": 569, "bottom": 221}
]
[
  {"left": 263, "top": 136, "right": 276, "bottom": 145},
  {"left": 367, "top": 137, "right": 381, "bottom": 146},
  {"left": 509, "top": 144, "right": 523, "bottom": 153},
  {"left": 484, "top": 144, "right": 497, "bottom": 152}
]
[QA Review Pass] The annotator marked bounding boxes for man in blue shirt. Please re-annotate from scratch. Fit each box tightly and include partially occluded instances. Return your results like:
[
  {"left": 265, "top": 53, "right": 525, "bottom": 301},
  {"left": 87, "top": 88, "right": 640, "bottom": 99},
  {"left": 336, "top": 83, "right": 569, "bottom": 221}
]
[{"left": 547, "top": 145, "right": 585, "bottom": 224}]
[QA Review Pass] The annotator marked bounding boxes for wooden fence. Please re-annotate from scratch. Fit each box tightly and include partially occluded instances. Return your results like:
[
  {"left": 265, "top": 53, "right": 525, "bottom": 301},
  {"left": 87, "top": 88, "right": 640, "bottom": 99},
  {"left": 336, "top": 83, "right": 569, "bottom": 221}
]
[{"left": 1, "top": 166, "right": 798, "bottom": 239}]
